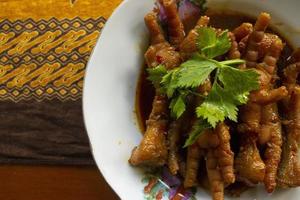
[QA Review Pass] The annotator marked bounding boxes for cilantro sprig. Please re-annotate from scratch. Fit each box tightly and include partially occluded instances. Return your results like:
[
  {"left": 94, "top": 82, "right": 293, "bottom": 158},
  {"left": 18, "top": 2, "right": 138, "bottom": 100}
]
[
  {"left": 183, "top": 119, "right": 211, "bottom": 148},
  {"left": 147, "top": 27, "right": 260, "bottom": 147}
]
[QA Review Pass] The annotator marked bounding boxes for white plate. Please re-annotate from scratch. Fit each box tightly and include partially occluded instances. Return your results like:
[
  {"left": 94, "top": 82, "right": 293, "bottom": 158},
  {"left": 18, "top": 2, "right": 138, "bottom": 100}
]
[{"left": 83, "top": 0, "right": 300, "bottom": 199}]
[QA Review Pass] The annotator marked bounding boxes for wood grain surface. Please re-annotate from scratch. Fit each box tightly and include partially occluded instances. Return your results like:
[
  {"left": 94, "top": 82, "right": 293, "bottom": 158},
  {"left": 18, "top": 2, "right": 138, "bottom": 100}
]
[{"left": 0, "top": 165, "right": 119, "bottom": 200}]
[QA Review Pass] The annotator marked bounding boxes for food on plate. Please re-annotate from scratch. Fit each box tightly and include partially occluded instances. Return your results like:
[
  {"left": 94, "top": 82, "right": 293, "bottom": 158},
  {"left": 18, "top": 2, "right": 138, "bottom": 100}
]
[
  {"left": 277, "top": 49, "right": 300, "bottom": 187},
  {"left": 129, "top": 0, "right": 300, "bottom": 199}
]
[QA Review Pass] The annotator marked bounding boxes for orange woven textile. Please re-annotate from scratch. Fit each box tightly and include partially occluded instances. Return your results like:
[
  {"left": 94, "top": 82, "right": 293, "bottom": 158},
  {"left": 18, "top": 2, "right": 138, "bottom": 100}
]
[{"left": 0, "top": 0, "right": 122, "bottom": 164}]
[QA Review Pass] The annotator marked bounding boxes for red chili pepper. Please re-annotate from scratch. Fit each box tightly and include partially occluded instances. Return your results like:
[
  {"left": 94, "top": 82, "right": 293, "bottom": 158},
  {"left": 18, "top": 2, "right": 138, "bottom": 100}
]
[{"left": 156, "top": 55, "right": 163, "bottom": 64}]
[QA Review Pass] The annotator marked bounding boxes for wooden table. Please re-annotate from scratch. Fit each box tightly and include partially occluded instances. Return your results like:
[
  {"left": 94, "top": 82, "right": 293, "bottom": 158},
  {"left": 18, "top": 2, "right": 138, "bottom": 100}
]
[{"left": 0, "top": 165, "right": 119, "bottom": 200}]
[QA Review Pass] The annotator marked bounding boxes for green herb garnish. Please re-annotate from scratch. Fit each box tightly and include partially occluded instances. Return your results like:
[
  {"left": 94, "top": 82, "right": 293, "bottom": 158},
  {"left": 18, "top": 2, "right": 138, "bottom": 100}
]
[
  {"left": 147, "top": 27, "right": 260, "bottom": 146},
  {"left": 183, "top": 119, "right": 211, "bottom": 147}
]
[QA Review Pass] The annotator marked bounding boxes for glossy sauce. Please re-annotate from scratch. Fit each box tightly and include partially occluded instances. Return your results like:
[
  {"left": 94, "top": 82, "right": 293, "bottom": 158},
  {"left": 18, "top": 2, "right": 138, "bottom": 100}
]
[
  {"left": 135, "top": 12, "right": 294, "bottom": 132},
  {"left": 135, "top": 64, "right": 155, "bottom": 133}
]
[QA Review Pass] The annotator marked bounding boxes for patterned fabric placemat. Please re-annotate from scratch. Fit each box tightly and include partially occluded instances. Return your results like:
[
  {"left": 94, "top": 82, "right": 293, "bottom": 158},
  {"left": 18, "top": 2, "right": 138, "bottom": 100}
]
[{"left": 0, "top": 0, "right": 122, "bottom": 165}]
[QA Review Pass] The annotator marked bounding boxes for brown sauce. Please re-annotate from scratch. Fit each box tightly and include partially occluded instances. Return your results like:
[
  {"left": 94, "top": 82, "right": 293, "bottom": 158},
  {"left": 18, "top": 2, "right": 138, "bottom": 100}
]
[
  {"left": 135, "top": 12, "right": 294, "bottom": 133},
  {"left": 135, "top": 64, "right": 155, "bottom": 133}
]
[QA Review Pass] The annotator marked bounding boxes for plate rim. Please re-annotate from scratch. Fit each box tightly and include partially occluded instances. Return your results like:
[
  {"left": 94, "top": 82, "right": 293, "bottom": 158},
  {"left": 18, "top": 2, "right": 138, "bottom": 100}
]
[{"left": 82, "top": 0, "right": 131, "bottom": 199}]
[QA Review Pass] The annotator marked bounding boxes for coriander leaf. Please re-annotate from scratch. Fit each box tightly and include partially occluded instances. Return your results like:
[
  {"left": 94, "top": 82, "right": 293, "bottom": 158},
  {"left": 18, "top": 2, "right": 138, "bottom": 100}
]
[
  {"left": 219, "top": 66, "right": 260, "bottom": 104},
  {"left": 176, "top": 55, "right": 218, "bottom": 88},
  {"left": 147, "top": 65, "right": 167, "bottom": 88},
  {"left": 183, "top": 119, "right": 211, "bottom": 147},
  {"left": 161, "top": 69, "right": 180, "bottom": 98},
  {"left": 196, "top": 83, "right": 238, "bottom": 127},
  {"left": 219, "top": 59, "right": 245, "bottom": 66},
  {"left": 197, "top": 27, "right": 231, "bottom": 59},
  {"left": 169, "top": 93, "right": 186, "bottom": 119},
  {"left": 211, "top": 30, "right": 231, "bottom": 58},
  {"left": 196, "top": 27, "right": 216, "bottom": 53}
]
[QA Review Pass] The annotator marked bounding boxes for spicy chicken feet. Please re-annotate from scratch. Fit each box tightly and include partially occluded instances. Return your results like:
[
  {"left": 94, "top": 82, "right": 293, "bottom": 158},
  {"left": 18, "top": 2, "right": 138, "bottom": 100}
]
[
  {"left": 235, "top": 136, "right": 266, "bottom": 185},
  {"left": 129, "top": 93, "right": 169, "bottom": 166},
  {"left": 259, "top": 38, "right": 284, "bottom": 193},
  {"left": 278, "top": 51, "right": 300, "bottom": 187},
  {"left": 130, "top": 10, "right": 183, "bottom": 166},
  {"left": 235, "top": 13, "right": 287, "bottom": 187},
  {"left": 144, "top": 12, "right": 182, "bottom": 69}
]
